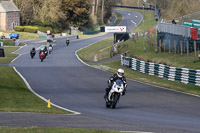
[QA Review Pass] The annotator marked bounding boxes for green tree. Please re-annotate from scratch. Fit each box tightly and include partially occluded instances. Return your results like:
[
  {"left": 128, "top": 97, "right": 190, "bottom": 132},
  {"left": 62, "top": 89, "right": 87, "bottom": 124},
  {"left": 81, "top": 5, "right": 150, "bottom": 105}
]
[
  {"left": 37, "top": 0, "right": 66, "bottom": 24},
  {"left": 14, "top": 0, "right": 34, "bottom": 25},
  {"left": 62, "top": 0, "right": 90, "bottom": 27}
]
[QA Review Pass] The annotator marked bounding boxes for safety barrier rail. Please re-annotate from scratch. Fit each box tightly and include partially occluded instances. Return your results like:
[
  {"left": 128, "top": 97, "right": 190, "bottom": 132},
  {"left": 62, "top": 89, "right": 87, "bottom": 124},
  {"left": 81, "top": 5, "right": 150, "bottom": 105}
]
[
  {"left": 113, "top": 5, "right": 154, "bottom": 10},
  {"left": 121, "top": 55, "right": 200, "bottom": 86}
]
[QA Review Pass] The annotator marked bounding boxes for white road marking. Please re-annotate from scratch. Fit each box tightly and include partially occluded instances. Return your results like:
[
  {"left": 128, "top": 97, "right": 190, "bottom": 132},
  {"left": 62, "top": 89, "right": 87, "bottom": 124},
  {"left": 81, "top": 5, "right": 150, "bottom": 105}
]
[{"left": 120, "top": 131, "right": 154, "bottom": 133}]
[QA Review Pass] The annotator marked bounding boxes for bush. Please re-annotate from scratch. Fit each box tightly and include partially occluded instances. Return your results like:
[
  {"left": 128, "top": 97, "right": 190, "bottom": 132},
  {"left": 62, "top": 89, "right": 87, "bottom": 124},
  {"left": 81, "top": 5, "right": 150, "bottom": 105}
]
[
  {"left": 23, "top": 26, "right": 38, "bottom": 33},
  {"left": 30, "top": 20, "right": 46, "bottom": 27},
  {"left": 15, "top": 26, "right": 25, "bottom": 32},
  {"left": 52, "top": 28, "right": 62, "bottom": 33},
  {"left": 0, "top": 39, "right": 15, "bottom": 46},
  {"left": 37, "top": 26, "right": 53, "bottom": 33},
  {"left": 37, "top": 26, "right": 62, "bottom": 34},
  {"left": 30, "top": 19, "right": 62, "bottom": 33}
]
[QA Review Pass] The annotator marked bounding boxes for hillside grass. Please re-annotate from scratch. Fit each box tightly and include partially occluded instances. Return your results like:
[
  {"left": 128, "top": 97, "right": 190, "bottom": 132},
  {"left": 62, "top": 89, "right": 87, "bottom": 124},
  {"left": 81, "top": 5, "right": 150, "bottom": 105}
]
[
  {"left": 113, "top": 12, "right": 123, "bottom": 26},
  {"left": 78, "top": 38, "right": 113, "bottom": 62}
]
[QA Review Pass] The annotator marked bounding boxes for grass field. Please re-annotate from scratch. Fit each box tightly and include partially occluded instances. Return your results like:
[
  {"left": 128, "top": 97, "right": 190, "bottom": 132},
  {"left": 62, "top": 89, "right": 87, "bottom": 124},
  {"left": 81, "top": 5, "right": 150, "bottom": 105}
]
[
  {"left": 0, "top": 127, "right": 120, "bottom": 133},
  {"left": 0, "top": 47, "right": 19, "bottom": 63},
  {"left": 78, "top": 38, "right": 113, "bottom": 62},
  {"left": 0, "top": 30, "right": 39, "bottom": 39},
  {"left": 0, "top": 65, "right": 70, "bottom": 113}
]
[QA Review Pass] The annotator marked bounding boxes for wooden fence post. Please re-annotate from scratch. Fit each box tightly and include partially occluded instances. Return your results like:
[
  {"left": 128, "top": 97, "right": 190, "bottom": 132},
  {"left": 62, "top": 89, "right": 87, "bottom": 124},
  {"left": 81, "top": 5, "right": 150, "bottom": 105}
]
[
  {"left": 174, "top": 40, "right": 176, "bottom": 54},
  {"left": 194, "top": 40, "right": 197, "bottom": 56},
  {"left": 164, "top": 39, "right": 165, "bottom": 53},
  {"left": 169, "top": 40, "right": 171, "bottom": 53},
  {"left": 180, "top": 40, "right": 183, "bottom": 55},
  {"left": 159, "top": 39, "right": 161, "bottom": 52}
]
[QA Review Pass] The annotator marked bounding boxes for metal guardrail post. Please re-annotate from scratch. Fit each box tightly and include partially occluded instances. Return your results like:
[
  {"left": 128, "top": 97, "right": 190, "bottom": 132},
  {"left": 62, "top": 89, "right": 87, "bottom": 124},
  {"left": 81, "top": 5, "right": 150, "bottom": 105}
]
[{"left": 143, "top": 0, "right": 146, "bottom": 52}]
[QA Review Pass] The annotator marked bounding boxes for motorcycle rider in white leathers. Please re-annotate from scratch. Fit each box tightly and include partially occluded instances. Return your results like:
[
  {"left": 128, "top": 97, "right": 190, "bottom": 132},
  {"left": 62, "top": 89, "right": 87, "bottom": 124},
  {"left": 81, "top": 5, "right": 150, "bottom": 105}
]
[{"left": 104, "top": 68, "right": 127, "bottom": 99}]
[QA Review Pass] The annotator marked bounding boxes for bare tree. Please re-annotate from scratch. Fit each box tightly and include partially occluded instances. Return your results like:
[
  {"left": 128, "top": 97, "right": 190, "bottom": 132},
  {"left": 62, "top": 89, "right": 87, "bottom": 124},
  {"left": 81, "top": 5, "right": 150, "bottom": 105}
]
[
  {"left": 101, "top": 0, "right": 104, "bottom": 23},
  {"left": 36, "top": 0, "right": 65, "bottom": 24},
  {"left": 91, "top": 0, "right": 95, "bottom": 17},
  {"left": 95, "top": 0, "right": 99, "bottom": 15}
]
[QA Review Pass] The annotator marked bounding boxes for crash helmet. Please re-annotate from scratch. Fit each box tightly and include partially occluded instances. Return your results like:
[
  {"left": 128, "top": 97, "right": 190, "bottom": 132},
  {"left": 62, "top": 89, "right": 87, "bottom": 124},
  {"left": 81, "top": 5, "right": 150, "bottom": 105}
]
[
  {"left": 32, "top": 47, "right": 35, "bottom": 50},
  {"left": 117, "top": 68, "right": 124, "bottom": 78}
]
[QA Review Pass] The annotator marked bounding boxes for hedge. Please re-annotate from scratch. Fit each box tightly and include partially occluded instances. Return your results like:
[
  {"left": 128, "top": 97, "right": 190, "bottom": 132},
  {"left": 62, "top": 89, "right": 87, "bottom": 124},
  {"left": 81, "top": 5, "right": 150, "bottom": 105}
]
[
  {"left": 0, "top": 39, "right": 15, "bottom": 46},
  {"left": 15, "top": 26, "right": 62, "bottom": 34},
  {"left": 15, "top": 26, "right": 38, "bottom": 33},
  {"left": 15, "top": 26, "right": 24, "bottom": 32},
  {"left": 24, "top": 26, "right": 38, "bottom": 33}
]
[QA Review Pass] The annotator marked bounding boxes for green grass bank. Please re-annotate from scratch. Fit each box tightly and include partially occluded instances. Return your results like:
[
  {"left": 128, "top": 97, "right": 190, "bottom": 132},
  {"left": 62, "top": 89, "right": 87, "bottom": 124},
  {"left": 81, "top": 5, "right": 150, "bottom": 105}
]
[
  {"left": 0, "top": 127, "right": 121, "bottom": 133},
  {"left": 0, "top": 46, "right": 70, "bottom": 113}
]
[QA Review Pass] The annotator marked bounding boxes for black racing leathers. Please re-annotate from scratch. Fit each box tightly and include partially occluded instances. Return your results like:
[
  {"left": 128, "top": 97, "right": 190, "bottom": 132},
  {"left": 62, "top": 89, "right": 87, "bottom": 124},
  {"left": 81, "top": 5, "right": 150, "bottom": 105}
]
[{"left": 105, "top": 74, "right": 127, "bottom": 97}]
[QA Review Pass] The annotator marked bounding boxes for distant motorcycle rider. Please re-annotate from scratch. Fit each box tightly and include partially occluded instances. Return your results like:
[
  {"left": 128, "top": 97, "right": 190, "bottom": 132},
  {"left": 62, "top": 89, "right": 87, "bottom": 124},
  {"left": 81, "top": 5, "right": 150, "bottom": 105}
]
[
  {"left": 66, "top": 38, "right": 70, "bottom": 46},
  {"left": 39, "top": 48, "right": 44, "bottom": 54},
  {"left": 30, "top": 47, "right": 36, "bottom": 59},
  {"left": 104, "top": 68, "right": 127, "bottom": 99}
]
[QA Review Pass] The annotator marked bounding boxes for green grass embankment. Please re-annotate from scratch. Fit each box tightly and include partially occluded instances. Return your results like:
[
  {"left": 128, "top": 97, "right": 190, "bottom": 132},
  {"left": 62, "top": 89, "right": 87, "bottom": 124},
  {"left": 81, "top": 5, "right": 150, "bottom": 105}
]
[
  {"left": 0, "top": 45, "right": 70, "bottom": 113},
  {"left": 0, "top": 127, "right": 121, "bottom": 133}
]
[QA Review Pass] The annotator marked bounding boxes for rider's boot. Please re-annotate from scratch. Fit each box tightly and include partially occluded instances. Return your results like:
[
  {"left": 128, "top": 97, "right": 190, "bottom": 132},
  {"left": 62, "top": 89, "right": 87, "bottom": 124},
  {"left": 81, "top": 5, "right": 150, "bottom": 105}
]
[{"left": 104, "top": 88, "right": 110, "bottom": 101}]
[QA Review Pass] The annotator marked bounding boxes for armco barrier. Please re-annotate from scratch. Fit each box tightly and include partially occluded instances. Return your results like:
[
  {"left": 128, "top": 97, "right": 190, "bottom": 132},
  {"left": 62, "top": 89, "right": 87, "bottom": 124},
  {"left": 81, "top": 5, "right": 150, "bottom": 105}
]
[
  {"left": 113, "top": 5, "right": 154, "bottom": 10},
  {"left": 121, "top": 55, "right": 200, "bottom": 86}
]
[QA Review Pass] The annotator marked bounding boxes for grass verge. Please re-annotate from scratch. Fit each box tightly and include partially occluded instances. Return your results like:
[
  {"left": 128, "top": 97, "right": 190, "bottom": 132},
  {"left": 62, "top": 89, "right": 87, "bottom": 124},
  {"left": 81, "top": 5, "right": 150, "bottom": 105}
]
[
  {"left": 113, "top": 12, "right": 123, "bottom": 26},
  {"left": 77, "top": 38, "right": 113, "bottom": 62},
  {"left": 0, "top": 47, "right": 70, "bottom": 113},
  {"left": 0, "top": 47, "right": 19, "bottom": 64},
  {"left": 0, "top": 127, "right": 120, "bottom": 133},
  {"left": 0, "top": 30, "right": 39, "bottom": 39},
  {"left": 0, "top": 65, "right": 70, "bottom": 113}
]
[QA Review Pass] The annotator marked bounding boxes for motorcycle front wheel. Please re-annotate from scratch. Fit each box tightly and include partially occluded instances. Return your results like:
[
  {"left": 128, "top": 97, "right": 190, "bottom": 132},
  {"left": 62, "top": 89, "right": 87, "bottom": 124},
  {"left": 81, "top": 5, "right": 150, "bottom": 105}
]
[
  {"left": 106, "top": 101, "right": 111, "bottom": 108},
  {"left": 111, "top": 93, "right": 119, "bottom": 109}
]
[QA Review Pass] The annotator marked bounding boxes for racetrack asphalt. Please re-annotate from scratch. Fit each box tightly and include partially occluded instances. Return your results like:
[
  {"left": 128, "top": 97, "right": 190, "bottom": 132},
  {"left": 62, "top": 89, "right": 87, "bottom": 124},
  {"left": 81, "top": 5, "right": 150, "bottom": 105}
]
[{"left": 1, "top": 9, "right": 200, "bottom": 133}]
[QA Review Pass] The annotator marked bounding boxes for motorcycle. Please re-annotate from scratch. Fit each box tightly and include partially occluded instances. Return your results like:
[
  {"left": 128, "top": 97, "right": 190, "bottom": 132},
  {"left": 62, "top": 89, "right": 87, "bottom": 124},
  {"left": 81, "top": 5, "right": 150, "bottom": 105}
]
[
  {"left": 66, "top": 39, "right": 70, "bottom": 46},
  {"left": 48, "top": 45, "right": 53, "bottom": 54},
  {"left": 105, "top": 80, "right": 124, "bottom": 109},
  {"left": 39, "top": 52, "right": 46, "bottom": 62},
  {"left": 30, "top": 50, "right": 36, "bottom": 59},
  {"left": 44, "top": 47, "right": 48, "bottom": 56}
]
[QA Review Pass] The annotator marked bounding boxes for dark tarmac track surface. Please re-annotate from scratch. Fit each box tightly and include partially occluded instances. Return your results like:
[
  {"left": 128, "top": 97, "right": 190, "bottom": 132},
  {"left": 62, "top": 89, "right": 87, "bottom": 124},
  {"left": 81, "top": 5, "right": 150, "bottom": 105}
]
[{"left": 1, "top": 10, "right": 200, "bottom": 133}]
